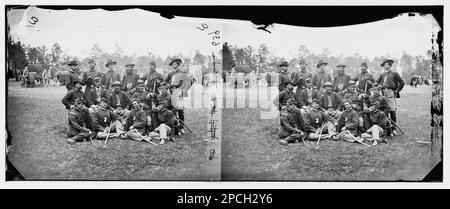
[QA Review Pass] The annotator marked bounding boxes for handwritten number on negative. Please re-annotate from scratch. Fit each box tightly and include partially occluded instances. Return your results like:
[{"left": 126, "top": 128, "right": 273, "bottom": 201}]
[
  {"left": 196, "top": 23, "right": 208, "bottom": 31},
  {"left": 28, "top": 16, "right": 38, "bottom": 25}
]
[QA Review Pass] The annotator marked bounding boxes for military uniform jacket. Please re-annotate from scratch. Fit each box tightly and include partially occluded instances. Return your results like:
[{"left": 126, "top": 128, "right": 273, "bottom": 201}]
[
  {"left": 102, "top": 70, "right": 121, "bottom": 89},
  {"left": 143, "top": 71, "right": 164, "bottom": 93},
  {"left": 344, "top": 91, "right": 361, "bottom": 104},
  {"left": 166, "top": 69, "right": 183, "bottom": 87},
  {"left": 158, "top": 108, "right": 177, "bottom": 128},
  {"left": 93, "top": 108, "right": 117, "bottom": 131},
  {"left": 107, "top": 91, "right": 131, "bottom": 110},
  {"left": 65, "top": 70, "right": 80, "bottom": 91},
  {"left": 312, "top": 71, "right": 332, "bottom": 89},
  {"left": 368, "top": 109, "right": 390, "bottom": 129},
  {"left": 121, "top": 73, "right": 140, "bottom": 92},
  {"left": 355, "top": 72, "right": 375, "bottom": 94},
  {"left": 291, "top": 70, "right": 313, "bottom": 89},
  {"left": 305, "top": 109, "right": 333, "bottom": 129},
  {"left": 62, "top": 89, "right": 88, "bottom": 109},
  {"left": 333, "top": 74, "right": 352, "bottom": 93},
  {"left": 67, "top": 107, "right": 90, "bottom": 137},
  {"left": 279, "top": 108, "right": 315, "bottom": 138},
  {"left": 295, "top": 87, "right": 321, "bottom": 107},
  {"left": 82, "top": 70, "right": 102, "bottom": 91},
  {"left": 155, "top": 92, "right": 172, "bottom": 107},
  {"left": 86, "top": 86, "right": 108, "bottom": 106},
  {"left": 273, "top": 90, "right": 297, "bottom": 109},
  {"left": 368, "top": 94, "right": 391, "bottom": 114},
  {"left": 319, "top": 92, "right": 343, "bottom": 111},
  {"left": 377, "top": 70, "right": 405, "bottom": 93},
  {"left": 278, "top": 72, "right": 292, "bottom": 91},
  {"left": 336, "top": 109, "right": 359, "bottom": 134},
  {"left": 132, "top": 90, "right": 149, "bottom": 101},
  {"left": 124, "top": 108, "right": 147, "bottom": 133}
]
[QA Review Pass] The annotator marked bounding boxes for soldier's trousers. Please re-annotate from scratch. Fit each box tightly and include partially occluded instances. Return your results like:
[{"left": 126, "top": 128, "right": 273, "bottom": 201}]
[
  {"left": 361, "top": 125, "right": 384, "bottom": 141},
  {"left": 282, "top": 132, "right": 306, "bottom": 143},
  {"left": 96, "top": 120, "right": 124, "bottom": 139},
  {"left": 69, "top": 132, "right": 91, "bottom": 142},
  {"left": 308, "top": 122, "right": 337, "bottom": 140},
  {"left": 148, "top": 124, "right": 172, "bottom": 139},
  {"left": 383, "top": 89, "right": 398, "bottom": 123},
  {"left": 124, "top": 129, "right": 146, "bottom": 141}
]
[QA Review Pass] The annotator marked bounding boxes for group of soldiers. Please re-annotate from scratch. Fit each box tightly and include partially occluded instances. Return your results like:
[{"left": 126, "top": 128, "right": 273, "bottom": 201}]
[
  {"left": 61, "top": 57, "right": 187, "bottom": 145},
  {"left": 275, "top": 58, "right": 405, "bottom": 146}
]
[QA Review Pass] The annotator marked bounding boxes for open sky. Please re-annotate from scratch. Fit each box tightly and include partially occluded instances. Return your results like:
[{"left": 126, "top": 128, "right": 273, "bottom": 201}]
[
  {"left": 8, "top": 7, "right": 223, "bottom": 59},
  {"left": 8, "top": 7, "right": 438, "bottom": 60}
]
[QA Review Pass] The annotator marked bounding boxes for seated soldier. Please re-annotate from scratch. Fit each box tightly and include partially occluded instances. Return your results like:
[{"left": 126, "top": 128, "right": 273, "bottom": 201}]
[
  {"left": 148, "top": 100, "right": 178, "bottom": 145},
  {"left": 295, "top": 78, "right": 322, "bottom": 114},
  {"left": 368, "top": 83, "right": 391, "bottom": 116},
  {"left": 279, "top": 98, "right": 315, "bottom": 146},
  {"left": 120, "top": 99, "right": 148, "bottom": 141},
  {"left": 107, "top": 81, "right": 131, "bottom": 122},
  {"left": 360, "top": 101, "right": 390, "bottom": 146},
  {"left": 319, "top": 81, "right": 343, "bottom": 120},
  {"left": 139, "top": 98, "right": 154, "bottom": 133},
  {"left": 62, "top": 80, "right": 89, "bottom": 110},
  {"left": 336, "top": 100, "right": 360, "bottom": 142},
  {"left": 92, "top": 98, "right": 124, "bottom": 139},
  {"left": 131, "top": 79, "right": 148, "bottom": 101},
  {"left": 273, "top": 81, "right": 298, "bottom": 111},
  {"left": 66, "top": 98, "right": 95, "bottom": 145},
  {"left": 86, "top": 77, "right": 108, "bottom": 114},
  {"left": 305, "top": 99, "right": 337, "bottom": 141}
]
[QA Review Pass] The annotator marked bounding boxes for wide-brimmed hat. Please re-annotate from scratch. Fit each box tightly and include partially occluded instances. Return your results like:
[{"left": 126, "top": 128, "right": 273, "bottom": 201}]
[
  {"left": 348, "top": 80, "right": 356, "bottom": 87},
  {"left": 67, "top": 60, "right": 79, "bottom": 66},
  {"left": 88, "top": 58, "right": 95, "bottom": 63},
  {"left": 322, "top": 81, "right": 333, "bottom": 87},
  {"left": 316, "top": 60, "right": 328, "bottom": 68},
  {"left": 105, "top": 59, "right": 117, "bottom": 67},
  {"left": 380, "top": 59, "right": 394, "bottom": 67},
  {"left": 336, "top": 64, "right": 346, "bottom": 68},
  {"left": 112, "top": 81, "right": 121, "bottom": 86},
  {"left": 125, "top": 63, "right": 135, "bottom": 67},
  {"left": 279, "top": 61, "right": 289, "bottom": 67},
  {"left": 299, "top": 58, "right": 307, "bottom": 64},
  {"left": 169, "top": 58, "right": 182, "bottom": 66},
  {"left": 360, "top": 62, "right": 368, "bottom": 67},
  {"left": 137, "top": 79, "right": 144, "bottom": 85}
]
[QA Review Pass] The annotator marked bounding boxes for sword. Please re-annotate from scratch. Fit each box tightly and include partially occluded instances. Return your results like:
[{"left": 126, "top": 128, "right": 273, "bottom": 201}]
[
  {"left": 347, "top": 130, "right": 372, "bottom": 147},
  {"left": 387, "top": 117, "right": 405, "bottom": 135},
  {"left": 134, "top": 129, "right": 159, "bottom": 145}
]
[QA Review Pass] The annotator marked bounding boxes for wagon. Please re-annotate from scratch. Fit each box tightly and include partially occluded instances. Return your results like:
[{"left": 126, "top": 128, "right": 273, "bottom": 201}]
[{"left": 21, "top": 64, "right": 44, "bottom": 88}]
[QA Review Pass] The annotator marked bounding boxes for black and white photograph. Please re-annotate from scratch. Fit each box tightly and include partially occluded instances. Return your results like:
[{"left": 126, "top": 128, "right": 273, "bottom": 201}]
[{"left": 2, "top": 3, "right": 445, "bottom": 185}]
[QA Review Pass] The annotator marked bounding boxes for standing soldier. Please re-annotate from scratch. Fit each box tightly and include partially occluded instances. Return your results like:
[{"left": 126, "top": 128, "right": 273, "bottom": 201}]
[
  {"left": 121, "top": 63, "right": 140, "bottom": 94},
  {"left": 102, "top": 59, "right": 121, "bottom": 90},
  {"left": 65, "top": 60, "right": 81, "bottom": 91},
  {"left": 376, "top": 59, "right": 404, "bottom": 125},
  {"left": 66, "top": 98, "right": 95, "bottom": 145},
  {"left": 82, "top": 58, "right": 102, "bottom": 97},
  {"left": 333, "top": 64, "right": 351, "bottom": 95},
  {"left": 354, "top": 62, "right": 375, "bottom": 95},
  {"left": 165, "top": 58, "right": 186, "bottom": 134},
  {"left": 278, "top": 98, "right": 315, "bottom": 146},
  {"left": 143, "top": 61, "right": 164, "bottom": 94},
  {"left": 292, "top": 58, "right": 313, "bottom": 93},
  {"left": 277, "top": 61, "right": 292, "bottom": 92},
  {"left": 312, "top": 60, "right": 332, "bottom": 90}
]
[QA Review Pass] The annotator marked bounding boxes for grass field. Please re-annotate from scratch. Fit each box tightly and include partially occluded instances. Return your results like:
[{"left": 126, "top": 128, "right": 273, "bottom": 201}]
[
  {"left": 221, "top": 85, "right": 437, "bottom": 181},
  {"left": 7, "top": 81, "right": 437, "bottom": 181},
  {"left": 7, "top": 81, "right": 211, "bottom": 180}
]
